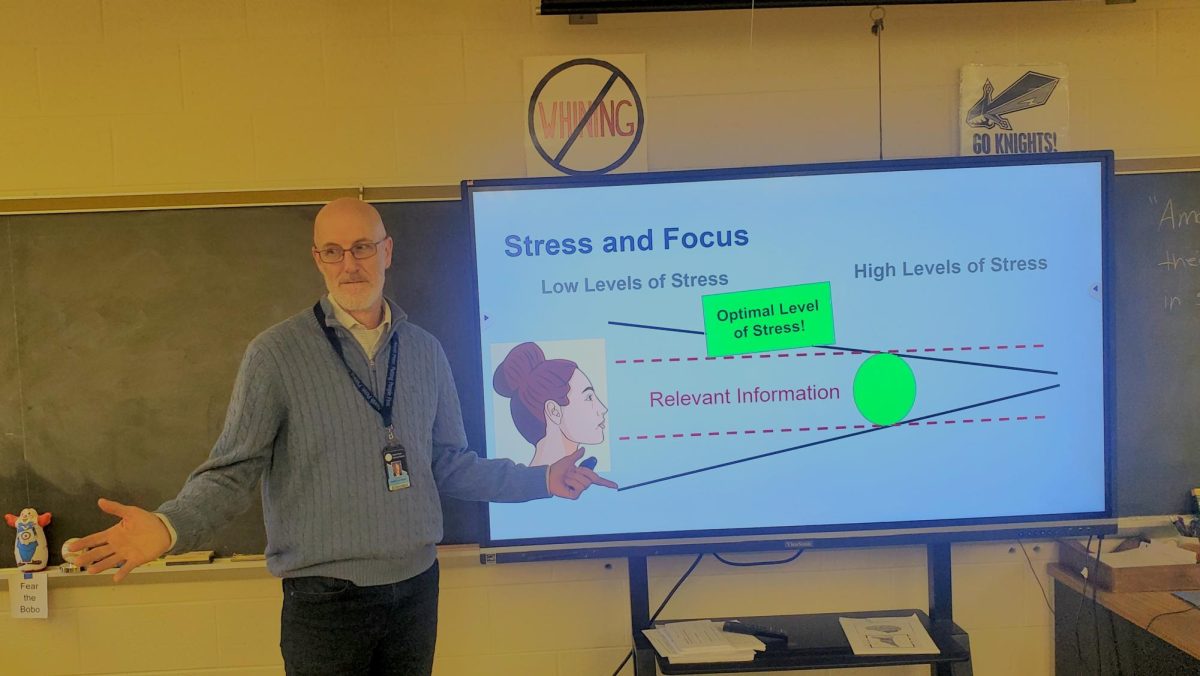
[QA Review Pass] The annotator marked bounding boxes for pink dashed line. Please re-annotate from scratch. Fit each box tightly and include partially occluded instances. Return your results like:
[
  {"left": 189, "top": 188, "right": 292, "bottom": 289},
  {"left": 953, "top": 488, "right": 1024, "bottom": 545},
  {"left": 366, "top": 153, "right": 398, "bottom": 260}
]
[
  {"left": 615, "top": 344, "right": 1046, "bottom": 364},
  {"left": 618, "top": 417, "right": 1047, "bottom": 442}
]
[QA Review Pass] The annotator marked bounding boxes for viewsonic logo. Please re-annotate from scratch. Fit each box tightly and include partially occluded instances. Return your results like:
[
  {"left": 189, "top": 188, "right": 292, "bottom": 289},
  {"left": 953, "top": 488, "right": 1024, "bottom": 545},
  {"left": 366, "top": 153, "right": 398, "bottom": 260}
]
[{"left": 966, "top": 71, "right": 1060, "bottom": 131}]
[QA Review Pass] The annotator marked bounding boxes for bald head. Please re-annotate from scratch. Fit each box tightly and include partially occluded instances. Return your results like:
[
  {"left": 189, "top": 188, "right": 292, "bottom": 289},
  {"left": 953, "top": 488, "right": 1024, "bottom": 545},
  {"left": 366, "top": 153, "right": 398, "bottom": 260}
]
[
  {"left": 311, "top": 198, "right": 393, "bottom": 320},
  {"left": 314, "top": 198, "right": 385, "bottom": 245}
]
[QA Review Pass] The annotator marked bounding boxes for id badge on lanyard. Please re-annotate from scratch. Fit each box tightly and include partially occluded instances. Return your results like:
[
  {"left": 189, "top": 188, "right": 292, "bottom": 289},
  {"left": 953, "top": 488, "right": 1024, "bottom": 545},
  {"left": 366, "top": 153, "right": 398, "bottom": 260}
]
[
  {"left": 314, "top": 303, "right": 410, "bottom": 492},
  {"left": 383, "top": 440, "right": 410, "bottom": 491}
]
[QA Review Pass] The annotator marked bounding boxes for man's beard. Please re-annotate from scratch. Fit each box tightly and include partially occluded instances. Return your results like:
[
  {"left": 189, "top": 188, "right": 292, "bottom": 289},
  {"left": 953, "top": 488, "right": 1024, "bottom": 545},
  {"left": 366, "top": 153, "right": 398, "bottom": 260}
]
[{"left": 330, "top": 281, "right": 382, "bottom": 312}]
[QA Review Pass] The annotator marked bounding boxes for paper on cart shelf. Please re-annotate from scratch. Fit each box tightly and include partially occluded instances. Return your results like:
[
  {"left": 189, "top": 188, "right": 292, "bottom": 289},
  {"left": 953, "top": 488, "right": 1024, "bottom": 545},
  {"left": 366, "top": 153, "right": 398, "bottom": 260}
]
[{"left": 838, "top": 614, "right": 939, "bottom": 656}]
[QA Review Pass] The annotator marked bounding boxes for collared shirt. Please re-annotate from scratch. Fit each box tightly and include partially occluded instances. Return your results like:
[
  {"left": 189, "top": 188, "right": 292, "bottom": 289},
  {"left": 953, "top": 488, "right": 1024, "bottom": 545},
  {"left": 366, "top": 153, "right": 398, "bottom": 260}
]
[{"left": 327, "top": 294, "right": 392, "bottom": 358}]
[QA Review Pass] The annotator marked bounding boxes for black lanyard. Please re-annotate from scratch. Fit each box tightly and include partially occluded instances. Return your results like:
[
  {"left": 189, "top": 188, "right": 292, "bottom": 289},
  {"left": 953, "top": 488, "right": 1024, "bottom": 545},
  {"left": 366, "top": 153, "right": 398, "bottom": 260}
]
[{"left": 313, "top": 303, "right": 399, "bottom": 432}]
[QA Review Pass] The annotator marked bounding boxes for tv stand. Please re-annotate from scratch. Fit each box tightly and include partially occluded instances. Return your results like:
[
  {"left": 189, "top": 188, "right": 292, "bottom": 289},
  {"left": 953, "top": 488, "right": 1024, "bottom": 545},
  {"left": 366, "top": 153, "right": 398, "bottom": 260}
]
[{"left": 629, "top": 543, "right": 973, "bottom": 675}]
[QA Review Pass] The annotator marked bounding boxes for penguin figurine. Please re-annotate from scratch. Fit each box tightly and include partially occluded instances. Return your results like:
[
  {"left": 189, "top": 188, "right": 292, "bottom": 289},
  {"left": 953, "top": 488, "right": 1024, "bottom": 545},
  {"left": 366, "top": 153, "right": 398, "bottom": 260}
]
[{"left": 5, "top": 508, "right": 52, "bottom": 572}]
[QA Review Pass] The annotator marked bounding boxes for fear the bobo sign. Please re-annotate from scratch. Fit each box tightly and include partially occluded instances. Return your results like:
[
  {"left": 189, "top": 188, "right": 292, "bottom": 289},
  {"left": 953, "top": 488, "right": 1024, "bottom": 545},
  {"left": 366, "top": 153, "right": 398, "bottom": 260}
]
[{"left": 523, "top": 54, "right": 647, "bottom": 176}]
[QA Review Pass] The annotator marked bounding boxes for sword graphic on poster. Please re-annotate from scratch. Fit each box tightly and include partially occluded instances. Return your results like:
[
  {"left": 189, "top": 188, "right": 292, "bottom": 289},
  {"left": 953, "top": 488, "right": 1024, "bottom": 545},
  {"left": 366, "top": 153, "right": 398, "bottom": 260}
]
[{"left": 960, "top": 65, "right": 1069, "bottom": 157}]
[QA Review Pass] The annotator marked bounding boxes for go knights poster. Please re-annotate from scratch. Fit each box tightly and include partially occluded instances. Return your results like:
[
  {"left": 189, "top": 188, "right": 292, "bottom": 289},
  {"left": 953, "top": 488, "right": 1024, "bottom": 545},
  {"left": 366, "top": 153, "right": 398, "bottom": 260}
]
[{"left": 960, "top": 64, "right": 1069, "bottom": 157}]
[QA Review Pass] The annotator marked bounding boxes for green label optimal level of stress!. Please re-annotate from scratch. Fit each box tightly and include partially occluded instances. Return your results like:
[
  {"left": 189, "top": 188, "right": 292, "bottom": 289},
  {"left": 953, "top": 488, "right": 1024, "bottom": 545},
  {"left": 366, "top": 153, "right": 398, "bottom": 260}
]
[{"left": 701, "top": 282, "right": 835, "bottom": 357}]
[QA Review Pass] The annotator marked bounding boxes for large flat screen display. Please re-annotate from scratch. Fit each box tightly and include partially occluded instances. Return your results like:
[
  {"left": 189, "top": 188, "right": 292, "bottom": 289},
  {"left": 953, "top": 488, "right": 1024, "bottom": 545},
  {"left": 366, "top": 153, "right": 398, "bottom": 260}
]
[{"left": 466, "top": 152, "right": 1112, "bottom": 557}]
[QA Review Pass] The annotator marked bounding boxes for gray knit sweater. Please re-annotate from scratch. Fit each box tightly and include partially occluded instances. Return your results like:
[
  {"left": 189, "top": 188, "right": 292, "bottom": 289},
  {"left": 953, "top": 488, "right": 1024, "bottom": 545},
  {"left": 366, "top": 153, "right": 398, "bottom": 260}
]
[{"left": 157, "top": 297, "right": 549, "bottom": 585}]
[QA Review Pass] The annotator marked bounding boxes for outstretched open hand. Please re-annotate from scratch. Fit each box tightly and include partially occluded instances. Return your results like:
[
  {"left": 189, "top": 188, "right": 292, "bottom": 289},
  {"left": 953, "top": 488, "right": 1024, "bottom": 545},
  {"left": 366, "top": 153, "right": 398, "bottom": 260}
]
[
  {"left": 70, "top": 498, "right": 171, "bottom": 582},
  {"left": 548, "top": 448, "right": 618, "bottom": 499}
]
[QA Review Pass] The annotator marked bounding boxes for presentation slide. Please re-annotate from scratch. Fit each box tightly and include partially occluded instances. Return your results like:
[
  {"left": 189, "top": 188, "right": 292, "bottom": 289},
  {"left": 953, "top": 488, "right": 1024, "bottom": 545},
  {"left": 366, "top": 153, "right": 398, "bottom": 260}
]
[{"left": 470, "top": 160, "right": 1106, "bottom": 545}]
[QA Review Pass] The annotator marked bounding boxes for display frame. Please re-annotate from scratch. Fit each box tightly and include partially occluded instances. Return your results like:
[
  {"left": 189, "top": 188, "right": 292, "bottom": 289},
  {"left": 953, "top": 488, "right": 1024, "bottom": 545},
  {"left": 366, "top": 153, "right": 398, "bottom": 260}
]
[{"left": 463, "top": 150, "right": 1116, "bottom": 563}]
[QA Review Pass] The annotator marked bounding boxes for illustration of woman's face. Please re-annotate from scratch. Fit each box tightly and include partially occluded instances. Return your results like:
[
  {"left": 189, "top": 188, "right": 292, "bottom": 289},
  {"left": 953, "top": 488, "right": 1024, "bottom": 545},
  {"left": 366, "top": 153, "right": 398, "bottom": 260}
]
[{"left": 558, "top": 369, "right": 608, "bottom": 445}]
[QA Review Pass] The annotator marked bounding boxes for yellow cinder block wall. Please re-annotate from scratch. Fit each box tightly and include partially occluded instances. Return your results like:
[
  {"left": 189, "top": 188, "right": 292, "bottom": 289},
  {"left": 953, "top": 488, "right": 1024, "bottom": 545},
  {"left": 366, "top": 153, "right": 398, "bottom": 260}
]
[{"left": 1, "top": 1, "right": 1196, "bottom": 675}]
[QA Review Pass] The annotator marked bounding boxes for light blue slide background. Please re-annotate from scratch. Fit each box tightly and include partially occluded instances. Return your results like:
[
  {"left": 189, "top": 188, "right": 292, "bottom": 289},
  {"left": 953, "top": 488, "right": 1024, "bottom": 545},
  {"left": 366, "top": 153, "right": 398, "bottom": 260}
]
[{"left": 470, "top": 162, "right": 1106, "bottom": 543}]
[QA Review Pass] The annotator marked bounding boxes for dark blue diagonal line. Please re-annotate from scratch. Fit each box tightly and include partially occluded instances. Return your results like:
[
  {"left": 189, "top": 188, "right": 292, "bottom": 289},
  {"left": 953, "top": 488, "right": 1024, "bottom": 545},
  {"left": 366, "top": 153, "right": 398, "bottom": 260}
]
[
  {"left": 554, "top": 72, "right": 620, "bottom": 164},
  {"left": 617, "top": 384, "right": 1060, "bottom": 491},
  {"left": 608, "top": 320, "right": 705, "bottom": 336},
  {"left": 817, "top": 345, "right": 1058, "bottom": 376},
  {"left": 607, "top": 321, "right": 1054, "bottom": 375}
]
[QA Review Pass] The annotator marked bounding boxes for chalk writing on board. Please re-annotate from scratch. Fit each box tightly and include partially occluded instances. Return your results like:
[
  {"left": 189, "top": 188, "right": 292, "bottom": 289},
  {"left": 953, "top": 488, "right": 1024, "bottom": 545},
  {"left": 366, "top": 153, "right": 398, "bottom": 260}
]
[
  {"left": 1150, "top": 195, "right": 1200, "bottom": 312},
  {"left": 1157, "top": 251, "right": 1200, "bottom": 270},
  {"left": 1157, "top": 196, "right": 1200, "bottom": 230}
]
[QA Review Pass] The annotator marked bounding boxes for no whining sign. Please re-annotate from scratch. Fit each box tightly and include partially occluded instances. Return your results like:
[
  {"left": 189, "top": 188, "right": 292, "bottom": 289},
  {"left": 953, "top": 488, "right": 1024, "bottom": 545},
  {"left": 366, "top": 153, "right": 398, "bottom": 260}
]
[{"left": 524, "top": 55, "right": 647, "bottom": 176}]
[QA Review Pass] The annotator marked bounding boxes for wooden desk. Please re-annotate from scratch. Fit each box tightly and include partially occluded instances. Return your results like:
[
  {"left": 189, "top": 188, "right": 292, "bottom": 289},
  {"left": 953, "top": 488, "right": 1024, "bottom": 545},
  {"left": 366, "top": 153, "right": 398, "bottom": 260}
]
[{"left": 1049, "top": 564, "right": 1200, "bottom": 675}]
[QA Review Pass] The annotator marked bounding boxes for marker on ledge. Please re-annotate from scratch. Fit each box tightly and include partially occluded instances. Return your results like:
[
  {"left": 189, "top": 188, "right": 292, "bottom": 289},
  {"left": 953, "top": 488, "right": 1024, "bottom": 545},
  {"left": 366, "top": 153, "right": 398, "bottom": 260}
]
[
  {"left": 230, "top": 553, "right": 266, "bottom": 562},
  {"left": 163, "top": 550, "right": 215, "bottom": 565}
]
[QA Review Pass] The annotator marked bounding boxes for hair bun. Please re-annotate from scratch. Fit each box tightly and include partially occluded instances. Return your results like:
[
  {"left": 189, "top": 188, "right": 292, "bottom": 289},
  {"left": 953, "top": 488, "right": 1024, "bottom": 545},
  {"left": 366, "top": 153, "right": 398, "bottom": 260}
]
[{"left": 493, "top": 342, "right": 546, "bottom": 398}]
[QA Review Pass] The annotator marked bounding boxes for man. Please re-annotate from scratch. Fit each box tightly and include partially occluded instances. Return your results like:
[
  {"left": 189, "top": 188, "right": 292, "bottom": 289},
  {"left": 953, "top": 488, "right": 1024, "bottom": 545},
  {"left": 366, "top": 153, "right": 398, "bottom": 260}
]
[{"left": 71, "top": 198, "right": 617, "bottom": 675}]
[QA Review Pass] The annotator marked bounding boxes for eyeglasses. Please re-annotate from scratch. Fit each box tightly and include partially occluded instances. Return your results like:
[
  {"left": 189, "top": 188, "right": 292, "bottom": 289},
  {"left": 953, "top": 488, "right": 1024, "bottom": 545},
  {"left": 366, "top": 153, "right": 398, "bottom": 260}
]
[{"left": 313, "top": 237, "right": 388, "bottom": 263}]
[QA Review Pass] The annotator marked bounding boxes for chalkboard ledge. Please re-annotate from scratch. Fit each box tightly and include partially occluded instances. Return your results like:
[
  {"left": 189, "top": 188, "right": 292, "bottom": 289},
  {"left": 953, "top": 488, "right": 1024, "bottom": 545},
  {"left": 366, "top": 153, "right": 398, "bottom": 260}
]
[
  {"left": 0, "top": 558, "right": 273, "bottom": 589},
  {"left": 0, "top": 544, "right": 493, "bottom": 590}
]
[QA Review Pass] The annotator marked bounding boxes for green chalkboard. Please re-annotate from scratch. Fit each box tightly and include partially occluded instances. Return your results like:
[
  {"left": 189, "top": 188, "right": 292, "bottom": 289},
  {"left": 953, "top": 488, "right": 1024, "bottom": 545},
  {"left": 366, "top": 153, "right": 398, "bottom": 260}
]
[
  {"left": 0, "top": 201, "right": 483, "bottom": 562},
  {"left": 1111, "top": 170, "right": 1200, "bottom": 516}
]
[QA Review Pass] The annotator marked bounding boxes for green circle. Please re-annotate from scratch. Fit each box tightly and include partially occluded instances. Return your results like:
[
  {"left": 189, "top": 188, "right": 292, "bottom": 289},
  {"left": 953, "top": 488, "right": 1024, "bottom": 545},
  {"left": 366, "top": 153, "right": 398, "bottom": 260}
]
[{"left": 853, "top": 354, "right": 916, "bottom": 426}]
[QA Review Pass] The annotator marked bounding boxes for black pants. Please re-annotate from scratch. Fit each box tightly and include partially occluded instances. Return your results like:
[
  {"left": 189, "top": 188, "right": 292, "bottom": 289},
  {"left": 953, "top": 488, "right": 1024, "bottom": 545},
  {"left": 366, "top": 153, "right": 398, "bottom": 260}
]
[{"left": 280, "top": 561, "right": 439, "bottom": 676}]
